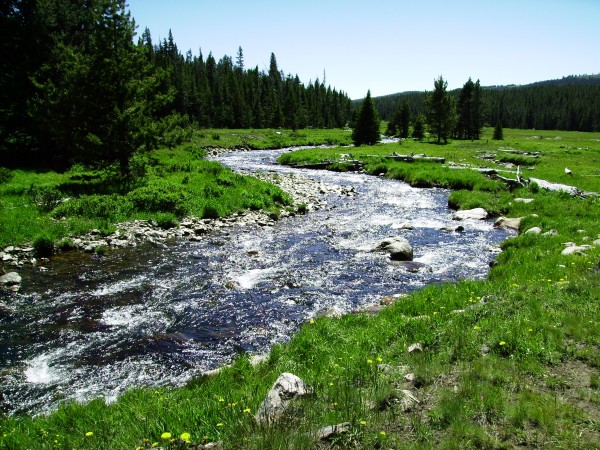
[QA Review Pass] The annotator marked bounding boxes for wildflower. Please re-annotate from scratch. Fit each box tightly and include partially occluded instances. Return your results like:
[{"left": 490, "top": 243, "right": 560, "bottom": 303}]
[
  {"left": 528, "top": 328, "right": 533, "bottom": 332},
  {"left": 367, "top": 359, "right": 373, "bottom": 365},
  {"left": 180, "top": 432, "right": 191, "bottom": 443},
  {"left": 376, "top": 356, "right": 383, "bottom": 362},
  {"left": 135, "top": 447, "right": 143, "bottom": 450},
  {"left": 331, "top": 402, "right": 338, "bottom": 407},
  {"left": 473, "top": 326, "right": 481, "bottom": 331},
  {"left": 329, "top": 382, "right": 334, "bottom": 386},
  {"left": 152, "top": 443, "right": 158, "bottom": 448},
  {"left": 360, "top": 420, "right": 367, "bottom": 425},
  {"left": 379, "top": 431, "right": 387, "bottom": 436},
  {"left": 85, "top": 431, "right": 94, "bottom": 437},
  {"left": 218, "top": 397, "right": 225, "bottom": 402},
  {"left": 216, "top": 423, "right": 224, "bottom": 427},
  {"left": 161, "top": 432, "right": 172, "bottom": 440},
  {"left": 499, "top": 341, "right": 506, "bottom": 346},
  {"left": 309, "top": 319, "right": 315, "bottom": 324},
  {"left": 243, "top": 408, "right": 251, "bottom": 413}
]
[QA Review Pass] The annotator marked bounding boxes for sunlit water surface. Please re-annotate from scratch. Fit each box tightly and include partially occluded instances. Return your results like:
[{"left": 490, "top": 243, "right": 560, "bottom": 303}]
[{"left": 0, "top": 148, "right": 512, "bottom": 415}]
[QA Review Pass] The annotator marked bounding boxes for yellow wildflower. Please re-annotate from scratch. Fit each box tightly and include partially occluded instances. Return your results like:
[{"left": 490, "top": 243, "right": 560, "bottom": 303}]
[
  {"left": 85, "top": 431, "right": 93, "bottom": 437},
  {"left": 216, "top": 423, "right": 224, "bottom": 427},
  {"left": 180, "top": 432, "right": 191, "bottom": 442},
  {"left": 499, "top": 341, "right": 506, "bottom": 346},
  {"left": 243, "top": 408, "right": 251, "bottom": 413},
  {"left": 161, "top": 432, "right": 172, "bottom": 440},
  {"left": 360, "top": 420, "right": 367, "bottom": 425}
]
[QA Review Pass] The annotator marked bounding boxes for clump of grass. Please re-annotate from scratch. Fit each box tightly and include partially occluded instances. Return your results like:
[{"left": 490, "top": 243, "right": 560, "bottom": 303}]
[{"left": 33, "top": 234, "right": 54, "bottom": 257}]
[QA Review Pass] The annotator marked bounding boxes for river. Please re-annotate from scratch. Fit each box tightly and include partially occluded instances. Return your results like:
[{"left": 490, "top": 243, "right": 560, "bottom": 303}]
[{"left": 0, "top": 148, "right": 512, "bottom": 415}]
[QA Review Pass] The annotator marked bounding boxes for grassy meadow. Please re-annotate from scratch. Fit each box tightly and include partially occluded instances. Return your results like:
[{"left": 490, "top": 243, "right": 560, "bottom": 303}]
[
  {"left": 1, "top": 128, "right": 599, "bottom": 449},
  {"left": 0, "top": 128, "right": 354, "bottom": 250}
]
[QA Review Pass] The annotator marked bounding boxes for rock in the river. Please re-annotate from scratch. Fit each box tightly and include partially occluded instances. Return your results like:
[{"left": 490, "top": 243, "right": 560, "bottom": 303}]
[
  {"left": 452, "top": 208, "right": 488, "bottom": 221},
  {"left": 372, "top": 237, "right": 413, "bottom": 261},
  {"left": 255, "top": 373, "right": 313, "bottom": 424},
  {"left": 493, "top": 216, "right": 523, "bottom": 231},
  {"left": 0, "top": 272, "right": 21, "bottom": 286}
]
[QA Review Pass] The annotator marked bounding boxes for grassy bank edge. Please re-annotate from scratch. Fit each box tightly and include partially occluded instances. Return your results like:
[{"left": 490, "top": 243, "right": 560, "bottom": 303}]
[{"left": 1, "top": 128, "right": 599, "bottom": 449}]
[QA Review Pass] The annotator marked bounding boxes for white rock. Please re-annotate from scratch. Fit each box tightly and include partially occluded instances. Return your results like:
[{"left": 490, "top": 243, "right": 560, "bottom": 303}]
[
  {"left": 525, "top": 227, "right": 542, "bottom": 234},
  {"left": 452, "top": 208, "right": 488, "bottom": 220},
  {"left": 255, "top": 373, "right": 313, "bottom": 424}
]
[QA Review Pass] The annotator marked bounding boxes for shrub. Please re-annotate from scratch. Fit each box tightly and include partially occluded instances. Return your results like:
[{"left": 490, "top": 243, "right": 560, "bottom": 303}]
[
  {"left": 33, "top": 235, "right": 54, "bottom": 257},
  {"left": 28, "top": 185, "right": 63, "bottom": 212},
  {"left": 51, "top": 194, "right": 133, "bottom": 220},
  {"left": 0, "top": 167, "right": 14, "bottom": 184},
  {"left": 153, "top": 212, "right": 179, "bottom": 229},
  {"left": 127, "top": 182, "right": 190, "bottom": 217}
]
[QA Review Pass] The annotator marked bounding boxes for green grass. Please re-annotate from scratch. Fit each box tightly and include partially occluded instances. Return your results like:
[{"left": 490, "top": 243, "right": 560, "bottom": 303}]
[
  {"left": 192, "top": 128, "right": 353, "bottom": 150},
  {"left": 1, "top": 128, "right": 599, "bottom": 449}
]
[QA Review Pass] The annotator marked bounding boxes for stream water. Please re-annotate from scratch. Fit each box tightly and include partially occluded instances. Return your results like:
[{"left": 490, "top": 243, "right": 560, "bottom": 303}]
[{"left": 0, "top": 148, "right": 513, "bottom": 415}]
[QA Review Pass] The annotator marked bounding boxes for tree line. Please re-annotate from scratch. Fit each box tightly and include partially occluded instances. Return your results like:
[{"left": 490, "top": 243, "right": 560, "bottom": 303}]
[
  {"left": 371, "top": 77, "right": 600, "bottom": 133},
  {"left": 0, "top": 0, "right": 353, "bottom": 171}
]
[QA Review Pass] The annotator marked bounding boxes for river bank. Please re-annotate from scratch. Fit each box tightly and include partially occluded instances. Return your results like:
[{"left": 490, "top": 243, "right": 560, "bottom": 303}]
[{"left": 1, "top": 129, "right": 598, "bottom": 449}]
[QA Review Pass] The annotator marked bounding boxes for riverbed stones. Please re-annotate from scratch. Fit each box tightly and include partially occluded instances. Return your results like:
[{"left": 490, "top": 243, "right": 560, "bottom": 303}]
[
  {"left": 0, "top": 272, "right": 21, "bottom": 292},
  {"left": 372, "top": 237, "right": 413, "bottom": 261},
  {"left": 452, "top": 208, "right": 488, "bottom": 221},
  {"left": 255, "top": 373, "right": 313, "bottom": 424}
]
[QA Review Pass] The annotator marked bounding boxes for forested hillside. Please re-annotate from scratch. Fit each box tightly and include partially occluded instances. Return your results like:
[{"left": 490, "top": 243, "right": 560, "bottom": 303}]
[
  {"left": 0, "top": 0, "right": 352, "bottom": 170},
  {"left": 371, "top": 76, "right": 600, "bottom": 132}
]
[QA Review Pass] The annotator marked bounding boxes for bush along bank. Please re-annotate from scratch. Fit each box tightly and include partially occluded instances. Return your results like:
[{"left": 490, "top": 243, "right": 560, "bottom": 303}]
[{"left": 1, "top": 129, "right": 599, "bottom": 448}]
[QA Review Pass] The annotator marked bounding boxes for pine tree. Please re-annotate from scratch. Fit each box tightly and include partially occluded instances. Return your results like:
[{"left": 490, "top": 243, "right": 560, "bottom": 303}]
[
  {"left": 493, "top": 121, "right": 504, "bottom": 140},
  {"left": 352, "top": 90, "right": 380, "bottom": 146},
  {"left": 412, "top": 114, "right": 425, "bottom": 141},
  {"left": 426, "top": 76, "right": 456, "bottom": 144},
  {"left": 398, "top": 100, "right": 411, "bottom": 139}
]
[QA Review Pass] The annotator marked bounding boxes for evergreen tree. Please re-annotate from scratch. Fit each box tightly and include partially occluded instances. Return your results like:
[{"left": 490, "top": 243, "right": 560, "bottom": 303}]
[
  {"left": 412, "top": 114, "right": 425, "bottom": 140},
  {"left": 456, "top": 78, "right": 483, "bottom": 140},
  {"left": 493, "top": 121, "right": 504, "bottom": 140},
  {"left": 426, "top": 76, "right": 456, "bottom": 144},
  {"left": 398, "top": 100, "right": 411, "bottom": 138},
  {"left": 352, "top": 90, "right": 380, "bottom": 146}
]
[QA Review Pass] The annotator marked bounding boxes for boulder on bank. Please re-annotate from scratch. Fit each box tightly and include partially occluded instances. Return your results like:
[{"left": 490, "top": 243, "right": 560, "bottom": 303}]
[
  {"left": 452, "top": 208, "right": 488, "bottom": 221},
  {"left": 494, "top": 216, "right": 523, "bottom": 231},
  {"left": 255, "top": 373, "right": 313, "bottom": 424},
  {"left": 372, "top": 237, "right": 413, "bottom": 261}
]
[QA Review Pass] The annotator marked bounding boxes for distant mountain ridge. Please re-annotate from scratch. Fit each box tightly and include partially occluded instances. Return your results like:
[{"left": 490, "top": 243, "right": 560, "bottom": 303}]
[{"left": 369, "top": 74, "right": 600, "bottom": 132}]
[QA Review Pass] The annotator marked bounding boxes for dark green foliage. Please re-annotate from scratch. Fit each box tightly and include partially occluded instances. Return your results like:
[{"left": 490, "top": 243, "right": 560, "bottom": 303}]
[
  {"left": 0, "top": 168, "right": 13, "bottom": 184},
  {"left": 386, "top": 100, "right": 410, "bottom": 138},
  {"left": 426, "top": 76, "right": 457, "bottom": 144},
  {"left": 372, "top": 78, "right": 600, "bottom": 132},
  {"left": 493, "top": 121, "right": 504, "bottom": 140},
  {"left": 33, "top": 235, "right": 54, "bottom": 257},
  {"left": 352, "top": 91, "right": 381, "bottom": 146},
  {"left": 456, "top": 78, "right": 483, "bottom": 140},
  {"left": 0, "top": 2, "right": 352, "bottom": 173},
  {"left": 412, "top": 114, "right": 425, "bottom": 140}
]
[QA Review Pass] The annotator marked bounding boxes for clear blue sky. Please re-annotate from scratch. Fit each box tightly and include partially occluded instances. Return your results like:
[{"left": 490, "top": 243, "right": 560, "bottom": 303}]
[{"left": 127, "top": 0, "right": 600, "bottom": 99}]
